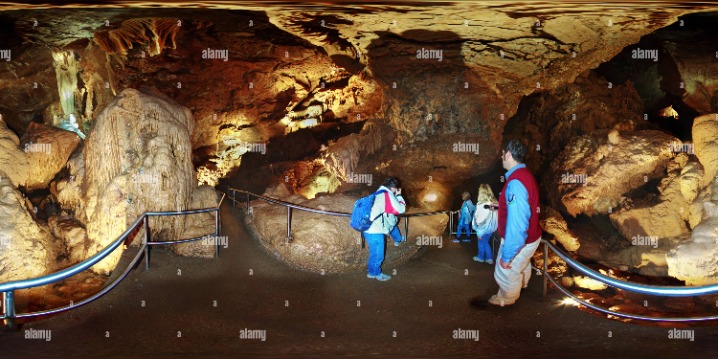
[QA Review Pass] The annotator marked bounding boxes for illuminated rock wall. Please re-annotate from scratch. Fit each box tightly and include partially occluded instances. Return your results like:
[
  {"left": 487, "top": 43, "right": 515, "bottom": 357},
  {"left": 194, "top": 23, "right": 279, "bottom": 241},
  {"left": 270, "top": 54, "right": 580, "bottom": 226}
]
[
  {"left": 82, "top": 88, "right": 211, "bottom": 274},
  {"left": 20, "top": 122, "right": 81, "bottom": 190},
  {"left": 0, "top": 175, "right": 59, "bottom": 282}
]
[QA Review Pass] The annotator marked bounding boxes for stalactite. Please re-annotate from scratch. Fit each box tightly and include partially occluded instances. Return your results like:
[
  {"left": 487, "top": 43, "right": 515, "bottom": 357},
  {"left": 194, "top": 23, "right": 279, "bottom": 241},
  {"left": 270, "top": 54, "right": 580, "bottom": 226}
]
[
  {"left": 94, "top": 18, "right": 180, "bottom": 57},
  {"left": 51, "top": 49, "right": 78, "bottom": 120}
]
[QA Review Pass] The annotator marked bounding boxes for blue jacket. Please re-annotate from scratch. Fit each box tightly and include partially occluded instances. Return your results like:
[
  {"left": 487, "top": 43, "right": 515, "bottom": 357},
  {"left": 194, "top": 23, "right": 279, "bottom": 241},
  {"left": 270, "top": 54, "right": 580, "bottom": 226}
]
[
  {"left": 502, "top": 164, "right": 531, "bottom": 262},
  {"left": 459, "top": 200, "right": 475, "bottom": 225}
]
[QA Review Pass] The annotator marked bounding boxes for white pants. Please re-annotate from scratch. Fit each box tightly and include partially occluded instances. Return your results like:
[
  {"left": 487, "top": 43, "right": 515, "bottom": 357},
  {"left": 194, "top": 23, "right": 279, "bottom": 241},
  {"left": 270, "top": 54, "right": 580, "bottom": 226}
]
[{"left": 494, "top": 237, "right": 542, "bottom": 303}]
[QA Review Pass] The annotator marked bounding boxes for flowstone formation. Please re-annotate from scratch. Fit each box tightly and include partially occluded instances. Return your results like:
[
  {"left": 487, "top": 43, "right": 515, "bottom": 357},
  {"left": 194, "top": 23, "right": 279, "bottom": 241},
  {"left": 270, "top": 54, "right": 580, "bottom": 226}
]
[
  {"left": 55, "top": 88, "right": 217, "bottom": 274},
  {"left": 0, "top": 116, "right": 59, "bottom": 282}
]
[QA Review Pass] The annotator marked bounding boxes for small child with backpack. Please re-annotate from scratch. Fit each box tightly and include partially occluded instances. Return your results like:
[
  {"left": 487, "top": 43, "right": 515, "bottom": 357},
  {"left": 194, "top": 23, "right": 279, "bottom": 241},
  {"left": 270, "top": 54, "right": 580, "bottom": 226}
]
[
  {"left": 350, "top": 177, "right": 406, "bottom": 281},
  {"left": 472, "top": 184, "right": 498, "bottom": 264},
  {"left": 454, "top": 191, "right": 475, "bottom": 243}
]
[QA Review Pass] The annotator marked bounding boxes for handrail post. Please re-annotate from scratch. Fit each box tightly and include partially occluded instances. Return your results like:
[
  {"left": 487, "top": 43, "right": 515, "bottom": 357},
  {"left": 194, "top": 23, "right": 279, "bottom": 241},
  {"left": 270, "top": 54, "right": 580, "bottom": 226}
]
[
  {"left": 144, "top": 216, "right": 150, "bottom": 271},
  {"left": 215, "top": 208, "right": 220, "bottom": 258},
  {"left": 2, "top": 291, "right": 16, "bottom": 331},
  {"left": 449, "top": 211, "right": 454, "bottom": 236},
  {"left": 246, "top": 193, "right": 250, "bottom": 213},
  {"left": 231, "top": 189, "right": 236, "bottom": 207},
  {"left": 404, "top": 216, "right": 409, "bottom": 242},
  {"left": 286, "top": 207, "right": 292, "bottom": 244},
  {"left": 543, "top": 241, "right": 548, "bottom": 297}
]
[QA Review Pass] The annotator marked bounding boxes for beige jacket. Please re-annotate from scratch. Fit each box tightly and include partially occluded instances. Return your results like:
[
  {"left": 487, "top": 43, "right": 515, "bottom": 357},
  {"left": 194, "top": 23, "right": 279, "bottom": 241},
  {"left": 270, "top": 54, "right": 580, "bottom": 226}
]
[{"left": 365, "top": 186, "right": 406, "bottom": 234}]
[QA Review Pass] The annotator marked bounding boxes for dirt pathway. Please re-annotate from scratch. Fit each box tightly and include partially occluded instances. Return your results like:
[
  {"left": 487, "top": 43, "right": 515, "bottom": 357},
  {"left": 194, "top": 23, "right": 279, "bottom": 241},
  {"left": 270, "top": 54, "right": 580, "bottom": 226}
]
[{"left": 1, "top": 203, "right": 717, "bottom": 358}]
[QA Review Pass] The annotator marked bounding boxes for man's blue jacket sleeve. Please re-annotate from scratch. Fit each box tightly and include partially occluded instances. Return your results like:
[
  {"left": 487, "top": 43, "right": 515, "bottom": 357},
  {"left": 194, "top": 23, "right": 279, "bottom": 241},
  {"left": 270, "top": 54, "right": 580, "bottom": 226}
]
[{"left": 501, "top": 179, "right": 530, "bottom": 263}]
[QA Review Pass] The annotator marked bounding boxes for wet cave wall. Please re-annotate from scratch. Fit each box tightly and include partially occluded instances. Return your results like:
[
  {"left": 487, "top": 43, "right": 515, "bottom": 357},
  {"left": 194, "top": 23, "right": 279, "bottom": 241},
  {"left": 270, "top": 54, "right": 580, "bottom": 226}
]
[{"left": 0, "top": 3, "right": 718, "bottom": 289}]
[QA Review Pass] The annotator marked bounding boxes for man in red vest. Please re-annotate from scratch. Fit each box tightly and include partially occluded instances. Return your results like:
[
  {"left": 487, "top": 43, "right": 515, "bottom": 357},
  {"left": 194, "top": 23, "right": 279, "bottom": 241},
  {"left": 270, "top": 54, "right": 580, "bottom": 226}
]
[{"left": 489, "top": 139, "right": 542, "bottom": 306}]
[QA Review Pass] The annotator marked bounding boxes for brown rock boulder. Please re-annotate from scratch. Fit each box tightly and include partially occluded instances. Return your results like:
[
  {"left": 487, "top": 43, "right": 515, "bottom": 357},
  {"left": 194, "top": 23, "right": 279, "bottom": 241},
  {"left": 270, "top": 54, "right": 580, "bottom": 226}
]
[
  {"left": 48, "top": 215, "right": 90, "bottom": 265},
  {"left": 20, "top": 122, "right": 81, "bottom": 190},
  {"left": 0, "top": 114, "right": 29, "bottom": 187},
  {"left": 173, "top": 185, "right": 221, "bottom": 258},
  {"left": 550, "top": 129, "right": 677, "bottom": 217},
  {"left": 693, "top": 113, "right": 718, "bottom": 187},
  {"left": 609, "top": 159, "right": 701, "bottom": 240},
  {"left": 246, "top": 193, "right": 448, "bottom": 274},
  {"left": 0, "top": 174, "right": 59, "bottom": 282},
  {"left": 540, "top": 207, "right": 580, "bottom": 252}
]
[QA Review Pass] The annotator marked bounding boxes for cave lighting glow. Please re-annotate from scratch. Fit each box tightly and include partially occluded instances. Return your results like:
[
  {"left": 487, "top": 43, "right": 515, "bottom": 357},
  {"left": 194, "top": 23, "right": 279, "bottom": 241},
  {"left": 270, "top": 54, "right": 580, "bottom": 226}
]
[
  {"left": 286, "top": 117, "right": 319, "bottom": 133},
  {"left": 423, "top": 192, "right": 438, "bottom": 202},
  {"left": 560, "top": 297, "right": 580, "bottom": 307}
]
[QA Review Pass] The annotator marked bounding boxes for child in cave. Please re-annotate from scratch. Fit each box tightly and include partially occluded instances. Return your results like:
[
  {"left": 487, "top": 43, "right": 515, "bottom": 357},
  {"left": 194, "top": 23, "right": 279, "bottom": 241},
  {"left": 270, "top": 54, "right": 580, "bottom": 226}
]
[
  {"left": 364, "top": 177, "right": 407, "bottom": 281},
  {"left": 472, "top": 184, "right": 498, "bottom": 264},
  {"left": 454, "top": 191, "right": 476, "bottom": 243}
]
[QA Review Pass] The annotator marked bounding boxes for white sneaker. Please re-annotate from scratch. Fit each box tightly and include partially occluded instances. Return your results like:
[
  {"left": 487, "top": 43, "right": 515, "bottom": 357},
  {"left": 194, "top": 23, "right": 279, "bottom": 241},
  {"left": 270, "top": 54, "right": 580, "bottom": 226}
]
[{"left": 488, "top": 294, "right": 514, "bottom": 307}]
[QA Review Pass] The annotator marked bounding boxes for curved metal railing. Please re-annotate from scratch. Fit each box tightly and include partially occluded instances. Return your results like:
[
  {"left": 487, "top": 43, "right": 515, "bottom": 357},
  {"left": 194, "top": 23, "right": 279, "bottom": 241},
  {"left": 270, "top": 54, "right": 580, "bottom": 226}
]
[
  {"left": 226, "top": 187, "right": 449, "bottom": 246},
  {"left": 538, "top": 239, "right": 718, "bottom": 322},
  {"left": 0, "top": 193, "right": 226, "bottom": 329},
  {"left": 228, "top": 188, "right": 718, "bottom": 322}
]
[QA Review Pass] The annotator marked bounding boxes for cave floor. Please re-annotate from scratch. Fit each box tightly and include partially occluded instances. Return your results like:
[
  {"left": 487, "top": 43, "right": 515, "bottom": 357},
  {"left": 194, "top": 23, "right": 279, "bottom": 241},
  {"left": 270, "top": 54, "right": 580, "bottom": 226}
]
[{"left": 2, "top": 203, "right": 718, "bottom": 359}]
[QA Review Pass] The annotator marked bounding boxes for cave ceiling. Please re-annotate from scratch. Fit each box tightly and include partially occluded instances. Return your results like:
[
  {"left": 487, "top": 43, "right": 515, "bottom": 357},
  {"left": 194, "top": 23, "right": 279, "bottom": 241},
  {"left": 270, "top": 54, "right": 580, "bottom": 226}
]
[
  {"left": 0, "top": 1, "right": 715, "bottom": 145},
  {"left": 3, "top": 2, "right": 714, "bottom": 87}
]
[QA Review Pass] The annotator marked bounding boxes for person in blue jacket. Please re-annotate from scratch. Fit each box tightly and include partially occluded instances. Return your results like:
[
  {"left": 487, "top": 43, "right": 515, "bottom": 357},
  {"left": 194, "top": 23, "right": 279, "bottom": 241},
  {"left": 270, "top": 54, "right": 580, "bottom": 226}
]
[
  {"left": 454, "top": 191, "right": 475, "bottom": 243},
  {"left": 489, "top": 139, "right": 543, "bottom": 306}
]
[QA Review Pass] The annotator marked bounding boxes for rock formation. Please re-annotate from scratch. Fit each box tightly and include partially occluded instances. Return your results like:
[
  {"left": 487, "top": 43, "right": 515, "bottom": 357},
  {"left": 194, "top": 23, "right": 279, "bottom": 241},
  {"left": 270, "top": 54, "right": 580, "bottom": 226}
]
[
  {"left": 665, "top": 114, "right": 718, "bottom": 285},
  {"left": 609, "top": 157, "right": 702, "bottom": 240},
  {"left": 48, "top": 215, "right": 90, "bottom": 265},
  {"left": 20, "top": 122, "right": 81, "bottom": 190},
  {"left": 321, "top": 120, "right": 385, "bottom": 184},
  {"left": 693, "top": 114, "right": 718, "bottom": 187},
  {"left": 0, "top": 171, "right": 59, "bottom": 282},
  {"left": 172, "top": 185, "right": 222, "bottom": 258},
  {"left": 75, "top": 88, "right": 215, "bottom": 274},
  {"left": 666, "top": 195, "right": 718, "bottom": 286},
  {"left": 0, "top": 115, "right": 30, "bottom": 187},
  {"left": 539, "top": 206, "right": 580, "bottom": 252},
  {"left": 94, "top": 18, "right": 181, "bottom": 57},
  {"left": 550, "top": 129, "right": 677, "bottom": 217},
  {"left": 246, "top": 192, "right": 448, "bottom": 274}
]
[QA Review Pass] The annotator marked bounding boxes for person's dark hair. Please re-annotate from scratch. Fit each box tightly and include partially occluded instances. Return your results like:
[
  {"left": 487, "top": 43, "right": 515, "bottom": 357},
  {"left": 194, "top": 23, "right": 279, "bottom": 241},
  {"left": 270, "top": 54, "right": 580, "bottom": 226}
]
[
  {"left": 383, "top": 177, "right": 400, "bottom": 189},
  {"left": 502, "top": 139, "right": 527, "bottom": 163}
]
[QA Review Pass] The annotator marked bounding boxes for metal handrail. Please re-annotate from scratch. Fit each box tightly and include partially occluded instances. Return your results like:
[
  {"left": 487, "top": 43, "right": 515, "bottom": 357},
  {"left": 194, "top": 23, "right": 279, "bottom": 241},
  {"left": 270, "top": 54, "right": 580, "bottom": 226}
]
[
  {"left": 15, "top": 244, "right": 148, "bottom": 319},
  {"left": 544, "top": 267, "right": 718, "bottom": 322},
  {"left": 0, "top": 214, "right": 146, "bottom": 293},
  {"left": 1, "top": 192, "right": 226, "bottom": 328},
  {"left": 227, "top": 187, "right": 449, "bottom": 218},
  {"left": 542, "top": 239, "right": 718, "bottom": 297},
  {"left": 540, "top": 239, "right": 718, "bottom": 322},
  {"left": 226, "top": 187, "right": 450, "bottom": 247}
]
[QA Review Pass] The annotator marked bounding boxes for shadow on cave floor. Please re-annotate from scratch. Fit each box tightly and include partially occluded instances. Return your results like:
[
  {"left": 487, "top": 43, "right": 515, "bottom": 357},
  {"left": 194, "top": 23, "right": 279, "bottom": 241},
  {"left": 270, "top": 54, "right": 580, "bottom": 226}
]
[{"left": 2, "top": 204, "right": 718, "bottom": 358}]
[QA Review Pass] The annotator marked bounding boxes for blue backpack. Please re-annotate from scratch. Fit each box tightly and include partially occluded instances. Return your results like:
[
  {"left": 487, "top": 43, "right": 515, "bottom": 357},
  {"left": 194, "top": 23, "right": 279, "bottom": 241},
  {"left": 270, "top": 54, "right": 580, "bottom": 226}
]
[{"left": 350, "top": 190, "right": 386, "bottom": 231}]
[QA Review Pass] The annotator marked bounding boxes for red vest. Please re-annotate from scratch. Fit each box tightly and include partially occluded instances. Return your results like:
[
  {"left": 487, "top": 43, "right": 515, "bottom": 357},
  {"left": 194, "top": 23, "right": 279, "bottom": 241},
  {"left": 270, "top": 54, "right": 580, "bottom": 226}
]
[{"left": 497, "top": 166, "right": 542, "bottom": 244}]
